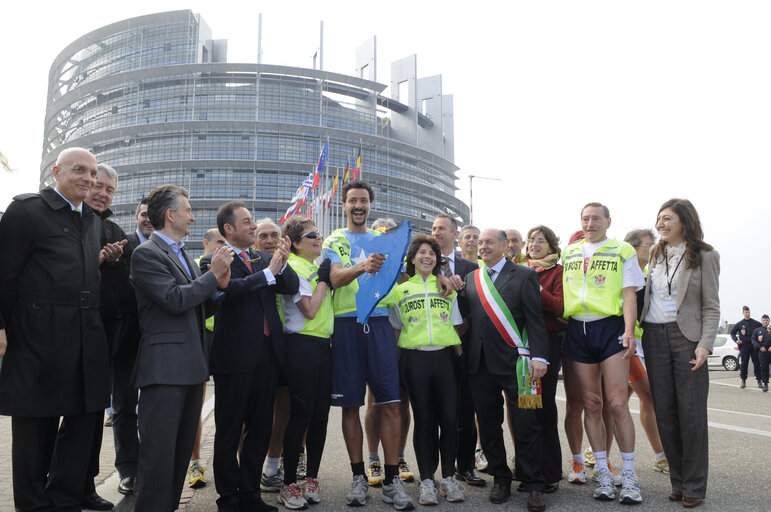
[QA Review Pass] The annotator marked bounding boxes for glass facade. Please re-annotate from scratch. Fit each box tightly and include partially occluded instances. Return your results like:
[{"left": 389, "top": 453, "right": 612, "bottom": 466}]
[{"left": 41, "top": 10, "right": 468, "bottom": 255}]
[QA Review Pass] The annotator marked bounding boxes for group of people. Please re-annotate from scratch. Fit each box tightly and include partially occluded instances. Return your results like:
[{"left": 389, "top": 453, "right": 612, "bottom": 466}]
[
  {"left": 730, "top": 306, "right": 771, "bottom": 391},
  {"left": 0, "top": 146, "right": 721, "bottom": 512}
]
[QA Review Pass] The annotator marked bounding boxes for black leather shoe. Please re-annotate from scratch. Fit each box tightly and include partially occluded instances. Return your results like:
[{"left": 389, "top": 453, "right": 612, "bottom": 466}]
[
  {"left": 81, "top": 491, "right": 114, "bottom": 511},
  {"left": 118, "top": 476, "right": 136, "bottom": 495},
  {"left": 455, "top": 468, "right": 486, "bottom": 487},
  {"left": 489, "top": 482, "right": 511, "bottom": 504},
  {"left": 527, "top": 490, "right": 546, "bottom": 512}
]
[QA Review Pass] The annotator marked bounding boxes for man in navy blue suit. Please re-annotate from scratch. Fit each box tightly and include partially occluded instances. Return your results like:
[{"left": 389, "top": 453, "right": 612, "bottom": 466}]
[{"left": 204, "top": 201, "right": 299, "bottom": 512}]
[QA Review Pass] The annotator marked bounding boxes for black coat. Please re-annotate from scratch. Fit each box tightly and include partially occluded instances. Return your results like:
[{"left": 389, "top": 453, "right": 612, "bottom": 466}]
[
  {"left": 460, "top": 259, "right": 549, "bottom": 376},
  {"left": 203, "top": 248, "right": 299, "bottom": 374},
  {"left": 0, "top": 187, "right": 110, "bottom": 416}
]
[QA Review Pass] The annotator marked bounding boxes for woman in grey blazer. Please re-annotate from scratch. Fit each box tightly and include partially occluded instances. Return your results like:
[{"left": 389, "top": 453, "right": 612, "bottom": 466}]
[{"left": 640, "top": 198, "right": 719, "bottom": 509}]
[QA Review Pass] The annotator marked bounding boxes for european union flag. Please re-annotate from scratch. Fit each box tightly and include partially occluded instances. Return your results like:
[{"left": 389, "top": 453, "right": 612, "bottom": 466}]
[{"left": 355, "top": 220, "right": 411, "bottom": 325}]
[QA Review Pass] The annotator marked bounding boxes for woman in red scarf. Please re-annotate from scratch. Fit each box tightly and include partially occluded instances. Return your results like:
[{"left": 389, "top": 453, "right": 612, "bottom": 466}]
[{"left": 522, "top": 225, "right": 564, "bottom": 493}]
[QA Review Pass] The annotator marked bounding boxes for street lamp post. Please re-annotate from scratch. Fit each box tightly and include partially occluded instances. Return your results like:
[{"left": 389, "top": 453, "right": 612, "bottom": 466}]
[{"left": 468, "top": 174, "right": 502, "bottom": 226}]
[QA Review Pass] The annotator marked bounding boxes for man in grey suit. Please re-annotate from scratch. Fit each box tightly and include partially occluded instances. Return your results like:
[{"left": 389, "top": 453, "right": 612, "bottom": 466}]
[
  {"left": 130, "top": 184, "right": 234, "bottom": 511},
  {"left": 460, "top": 228, "right": 549, "bottom": 512}
]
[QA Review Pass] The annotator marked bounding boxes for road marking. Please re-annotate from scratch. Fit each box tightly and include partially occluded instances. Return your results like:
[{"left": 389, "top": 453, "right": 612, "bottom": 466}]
[{"left": 556, "top": 394, "right": 771, "bottom": 437}]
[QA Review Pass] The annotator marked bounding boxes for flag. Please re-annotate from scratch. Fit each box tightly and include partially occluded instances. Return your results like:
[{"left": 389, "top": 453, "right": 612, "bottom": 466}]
[
  {"left": 312, "top": 141, "right": 328, "bottom": 191},
  {"left": 343, "top": 158, "right": 350, "bottom": 183},
  {"left": 327, "top": 170, "right": 339, "bottom": 209},
  {"left": 291, "top": 173, "right": 314, "bottom": 203},
  {"left": 353, "top": 149, "right": 361, "bottom": 180},
  {"left": 279, "top": 201, "right": 300, "bottom": 224}
]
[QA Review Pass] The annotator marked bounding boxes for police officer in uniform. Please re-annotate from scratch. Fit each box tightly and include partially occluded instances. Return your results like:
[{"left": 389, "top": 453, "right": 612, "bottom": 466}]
[
  {"left": 751, "top": 314, "right": 771, "bottom": 392},
  {"left": 731, "top": 306, "right": 763, "bottom": 389}
]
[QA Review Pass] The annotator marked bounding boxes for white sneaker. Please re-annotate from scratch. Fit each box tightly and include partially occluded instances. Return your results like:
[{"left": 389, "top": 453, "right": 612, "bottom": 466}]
[
  {"left": 474, "top": 448, "right": 488, "bottom": 472},
  {"left": 418, "top": 479, "right": 438, "bottom": 506},
  {"left": 568, "top": 459, "right": 586, "bottom": 484},
  {"left": 592, "top": 462, "right": 622, "bottom": 486},
  {"left": 439, "top": 477, "right": 465, "bottom": 503},
  {"left": 297, "top": 452, "right": 308, "bottom": 480},
  {"left": 382, "top": 475, "right": 415, "bottom": 510},
  {"left": 593, "top": 467, "right": 616, "bottom": 501},
  {"left": 346, "top": 474, "right": 368, "bottom": 506},
  {"left": 619, "top": 470, "right": 643, "bottom": 504},
  {"left": 278, "top": 483, "right": 308, "bottom": 510},
  {"left": 303, "top": 477, "right": 320, "bottom": 505}
]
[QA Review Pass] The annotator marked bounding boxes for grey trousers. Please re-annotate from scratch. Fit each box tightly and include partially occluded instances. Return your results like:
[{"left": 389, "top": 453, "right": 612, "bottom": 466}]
[{"left": 642, "top": 322, "right": 709, "bottom": 499}]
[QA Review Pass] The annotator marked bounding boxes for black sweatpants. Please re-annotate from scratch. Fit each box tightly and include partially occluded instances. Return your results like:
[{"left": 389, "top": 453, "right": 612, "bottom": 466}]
[
  {"left": 282, "top": 333, "right": 332, "bottom": 484},
  {"left": 402, "top": 347, "right": 458, "bottom": 481}
]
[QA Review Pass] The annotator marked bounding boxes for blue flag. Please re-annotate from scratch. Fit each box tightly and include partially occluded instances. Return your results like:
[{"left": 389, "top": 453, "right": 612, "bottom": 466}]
[{"left": 355, "top": 220, "right": 412, "bottom": 324}]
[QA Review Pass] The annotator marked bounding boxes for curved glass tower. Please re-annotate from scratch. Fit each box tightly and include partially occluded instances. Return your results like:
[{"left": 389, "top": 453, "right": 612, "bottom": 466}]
[{"left": 41, "top": 10, "right": 468, "bottom": 253}]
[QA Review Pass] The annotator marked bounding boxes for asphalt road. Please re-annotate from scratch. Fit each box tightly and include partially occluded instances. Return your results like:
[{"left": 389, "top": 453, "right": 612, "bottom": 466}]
[{"left": 94, "top": 367, "right": 771, "bottom": 512}]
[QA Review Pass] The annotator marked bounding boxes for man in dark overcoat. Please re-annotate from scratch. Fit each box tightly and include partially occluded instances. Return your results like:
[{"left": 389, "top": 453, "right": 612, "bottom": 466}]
[{"left": 0, "top": 147, "right": 121, "bottom": 511}]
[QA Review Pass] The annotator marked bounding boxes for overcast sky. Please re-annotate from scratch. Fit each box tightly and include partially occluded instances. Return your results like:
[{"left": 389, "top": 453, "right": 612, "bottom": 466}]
[{"left": 2, "top": 1, "right": 770, "bottom": 323}]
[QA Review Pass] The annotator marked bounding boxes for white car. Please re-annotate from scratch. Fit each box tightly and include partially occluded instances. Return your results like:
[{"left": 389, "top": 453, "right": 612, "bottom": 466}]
[{"left": 708, "top": 334, "right": 740, "bottom": 371}]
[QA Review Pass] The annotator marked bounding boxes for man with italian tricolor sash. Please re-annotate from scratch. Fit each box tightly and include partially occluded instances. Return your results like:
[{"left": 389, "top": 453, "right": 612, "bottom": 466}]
[
  {"left": 562, "top": 202, "right": 645, "bottom": 505},
  {"left": 459, "top": 228, "right": 549, "bottom": 512}
]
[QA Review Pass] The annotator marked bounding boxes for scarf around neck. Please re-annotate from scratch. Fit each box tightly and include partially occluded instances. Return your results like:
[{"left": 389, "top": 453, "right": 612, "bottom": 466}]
[{"left": 527, "top": 252, "right": 560, "bottom": 273}]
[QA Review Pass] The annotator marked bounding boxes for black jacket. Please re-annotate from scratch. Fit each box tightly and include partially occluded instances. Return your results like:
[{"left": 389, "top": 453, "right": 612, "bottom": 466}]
[
  {"left": 731, "top": 317, "right": 762, "bottom": 346},
  {"left": 0, "top": 187, "right": 110, "bottom": 416},
  {"left": 203, "top": 248, "right": 298, "bottom": 374},
  {"left": 751, "top": 326, "right": 771, "bottom": 350}
]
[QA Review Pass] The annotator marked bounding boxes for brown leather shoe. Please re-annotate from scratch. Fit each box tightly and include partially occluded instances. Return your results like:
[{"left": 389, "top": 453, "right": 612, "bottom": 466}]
[
  {"left": 527, "top": 490, "right": 546, "bottom": 512},
  {"left": 489, "top": 482, "right": 511, "bottom": 504},
  {"left": 683, "top": 496, "right": 703, "bottom": 508},
  {"left": 669, "top": 490, "right": 683, "bottom": 501}
]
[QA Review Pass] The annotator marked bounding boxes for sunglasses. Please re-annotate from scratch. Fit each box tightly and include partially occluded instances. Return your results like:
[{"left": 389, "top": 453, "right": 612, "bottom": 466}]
[{"left": 301, "top": 231, "right": 321, "bottom": 239}]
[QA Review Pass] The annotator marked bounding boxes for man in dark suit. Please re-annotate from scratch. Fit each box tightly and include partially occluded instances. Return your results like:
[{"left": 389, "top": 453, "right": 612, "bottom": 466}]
[
  {"left": 0, "top": 147, "right": 121, "bottom": 511},
  {"left": 460, "top": 228, "right": 549, "bottom": 512},
  {"left": 205, "top": 201, "right": 299, "bottom": 512},
  {"left": 431, "top": 214, "right": 484, "bottom": 487},
  {"left": 130, "top": 185, "right": 234, "bottom": 511}
]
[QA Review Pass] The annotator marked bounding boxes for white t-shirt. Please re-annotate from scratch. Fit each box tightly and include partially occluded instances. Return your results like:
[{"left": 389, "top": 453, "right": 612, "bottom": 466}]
[{"left": 280, "top": 276, "right": 313, "bottom": 334}]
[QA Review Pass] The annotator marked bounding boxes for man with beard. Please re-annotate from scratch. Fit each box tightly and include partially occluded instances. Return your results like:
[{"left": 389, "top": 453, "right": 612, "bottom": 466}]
[{"left": 322, "top": 181, "right": 414, "bottom": 510}]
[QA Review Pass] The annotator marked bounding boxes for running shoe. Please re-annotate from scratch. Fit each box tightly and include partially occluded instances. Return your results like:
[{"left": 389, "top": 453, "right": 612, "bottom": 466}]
[
  {"left": 568, "top": 459, "right": 586, "bottom": 484},
  {"left": 346, "top": 474, "right": 369, "bottom": 506},
  {"left": 382, "top": 475, "right": 415, "bottom": 510},
  {"left": 297, "top": 452, "right": 307, "bottom": 480},
  {"left": 653, "top": 459, "right": 670, "bottom": 474},
  {"left": 418, "top": 479, "right": 438, "bottom": 506},
  {"left": 583, "top": 447, "right": 596, "bottom": 467},
  {"left": 188, "top": 461, "right": 206, "bottom": 489},
  {"left": 368, "top": 461, "right": 384, "bottom": 487},
  {"left": 399, "top": 458, "right": 415, "bottom": 482},
  {"left": 278, "top": 483, "right": 309, "bottom": 510},
  {"left": 618, "top": 470, "right": 643, "bottom": 504},
  {"left": 303, "top": 477, "right": 320, "bottom": 504},
  {"left": 439, "top": 477, "right": 465, "bottom": 503},
  {"left": 592, "top": 462, "right": 622, "bottom": 486},
  {"left": 592, "top": 467, "right": 616, "bottom": 501},
  {"left": 475, "top": 448, "right": 488, "bottom": 472},
  {"left": 261, "top": 470, "right": 284, "bottom": 493}
]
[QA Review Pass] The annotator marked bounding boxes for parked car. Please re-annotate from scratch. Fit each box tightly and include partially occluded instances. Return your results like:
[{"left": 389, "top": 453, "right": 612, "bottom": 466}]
[{"left": 708, "top": 334, "right": 739, "bottom": 371}]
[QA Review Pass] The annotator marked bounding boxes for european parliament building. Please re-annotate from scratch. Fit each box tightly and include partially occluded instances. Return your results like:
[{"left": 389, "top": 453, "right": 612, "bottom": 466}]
[{"left": 40, "top": 10, "right": 468, "bottom": 252}]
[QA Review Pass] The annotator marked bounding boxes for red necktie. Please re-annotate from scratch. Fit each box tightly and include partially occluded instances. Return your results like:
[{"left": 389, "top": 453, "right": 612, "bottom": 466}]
[{"left": 241, "top": 250, "right": 270, "bottom": 337}]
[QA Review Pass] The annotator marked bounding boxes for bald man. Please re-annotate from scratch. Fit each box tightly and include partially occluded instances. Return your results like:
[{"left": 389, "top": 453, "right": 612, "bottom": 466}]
[{"left": 0, "top": 148, "right": 120, "bottom": 510}]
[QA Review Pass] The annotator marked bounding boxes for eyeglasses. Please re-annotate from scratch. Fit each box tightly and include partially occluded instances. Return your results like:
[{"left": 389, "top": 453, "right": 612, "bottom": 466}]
[
  {"left": 301, "top": 231, "right": 321, "bottom": 239},
  {"left": 527, "top": 238, "right": 548, "bottom": 244}
]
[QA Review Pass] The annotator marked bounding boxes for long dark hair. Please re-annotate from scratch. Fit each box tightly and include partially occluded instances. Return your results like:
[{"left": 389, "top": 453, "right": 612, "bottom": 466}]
[
  {"left": 405, "top": 234, "right": 442, "bottom": 277},
  {"left": 650, "top": 198, "right": 713, "bottom": 269}
]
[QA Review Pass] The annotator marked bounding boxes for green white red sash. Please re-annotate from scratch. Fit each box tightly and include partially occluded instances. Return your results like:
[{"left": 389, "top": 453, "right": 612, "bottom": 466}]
[{"left": 474, "top": 265, "right": 542, "bottom": 409}]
